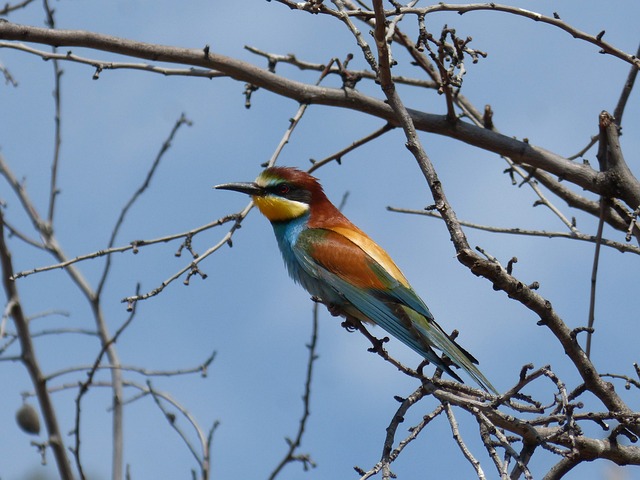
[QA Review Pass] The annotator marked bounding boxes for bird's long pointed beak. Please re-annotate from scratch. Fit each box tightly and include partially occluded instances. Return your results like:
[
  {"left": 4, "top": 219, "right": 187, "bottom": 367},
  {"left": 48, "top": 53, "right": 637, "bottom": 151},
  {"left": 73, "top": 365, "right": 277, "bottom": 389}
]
[{"left": 213, "top": 182, "right": 264, "bottom": 196}]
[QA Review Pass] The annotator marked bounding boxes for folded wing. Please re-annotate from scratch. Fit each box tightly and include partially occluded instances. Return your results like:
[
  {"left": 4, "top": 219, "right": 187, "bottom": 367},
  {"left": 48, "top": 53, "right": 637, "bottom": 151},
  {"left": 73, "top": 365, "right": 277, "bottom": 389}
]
[{"left": 294, "top": 226, "right": 496, "bottom": 393}]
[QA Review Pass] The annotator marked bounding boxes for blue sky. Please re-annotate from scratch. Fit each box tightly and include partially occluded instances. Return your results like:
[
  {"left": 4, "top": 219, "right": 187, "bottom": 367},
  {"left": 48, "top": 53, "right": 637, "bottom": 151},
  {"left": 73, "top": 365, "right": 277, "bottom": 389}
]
[{"left": 1, "top": 1, "right": 639, "bottom": 479}]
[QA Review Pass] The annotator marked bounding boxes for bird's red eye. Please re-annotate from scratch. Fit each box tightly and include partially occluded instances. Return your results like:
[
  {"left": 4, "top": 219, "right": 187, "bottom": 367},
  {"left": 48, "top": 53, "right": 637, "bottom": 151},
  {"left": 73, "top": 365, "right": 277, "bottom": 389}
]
[{"left": 278, "top": 184, "right": 290, "bottom": 195}]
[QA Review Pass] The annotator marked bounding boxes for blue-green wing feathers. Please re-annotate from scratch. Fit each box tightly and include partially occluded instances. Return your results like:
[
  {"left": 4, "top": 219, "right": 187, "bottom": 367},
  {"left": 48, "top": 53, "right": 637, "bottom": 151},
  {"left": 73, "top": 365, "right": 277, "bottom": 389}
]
[{"left": 293, "top": 228, "right": 496, "bottom": 393}]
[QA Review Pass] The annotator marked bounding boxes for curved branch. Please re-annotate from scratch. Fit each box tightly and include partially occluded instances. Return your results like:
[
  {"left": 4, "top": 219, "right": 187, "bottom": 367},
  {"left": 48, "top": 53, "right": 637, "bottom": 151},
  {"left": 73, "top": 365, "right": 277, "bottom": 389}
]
[
  {"left": 0, "top": 0, "right": 35, "bottom": 15},
  {"left": 614, "top": 42, "right": 640, "bottom": 126},
  {"left": 0, "top": 211, "right": 74, "bottom": 479},
  {"left": 0, "top": 143, "right": 126, "bottom": 480},
  {"left": 366, "top": 0, "right": 639, "bottom": 443},
  {"left": 1, "top": 21, "right": 638, "bottom": 209},
  {"left": 387, "top": 206, "right": 640, "bottom": 254},
  {"left": 308, "top": 2, "right": 640, "bottom": 70}
]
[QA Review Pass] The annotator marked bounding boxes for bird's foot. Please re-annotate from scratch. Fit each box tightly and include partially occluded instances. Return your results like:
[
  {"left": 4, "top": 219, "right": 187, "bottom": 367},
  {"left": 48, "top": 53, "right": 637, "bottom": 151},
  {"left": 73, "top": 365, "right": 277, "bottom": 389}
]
[
  {"left": 310, "top": 297, "right": 345, "bottom": 318},
  {"left": 341, "top": 320, "right": 357, "bottom": 332},
  {"left": 326, "top": 303, "right": 344, "bottom": 317}
]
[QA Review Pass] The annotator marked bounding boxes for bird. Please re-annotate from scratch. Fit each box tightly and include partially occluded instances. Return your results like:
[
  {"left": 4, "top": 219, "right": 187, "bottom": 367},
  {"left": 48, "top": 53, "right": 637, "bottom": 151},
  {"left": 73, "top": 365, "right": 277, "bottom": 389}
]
[{"left": 215, "top": 166, "right": 496, "bottom": 393}]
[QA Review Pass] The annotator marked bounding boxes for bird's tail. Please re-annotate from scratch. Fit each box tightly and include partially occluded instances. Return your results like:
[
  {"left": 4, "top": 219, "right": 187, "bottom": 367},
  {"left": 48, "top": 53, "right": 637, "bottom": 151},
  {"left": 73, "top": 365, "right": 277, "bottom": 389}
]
[
  {"left": 404, "top": 307, "right": 498, "bottom": 394},
  {"left": 439, "top": 339, "right": 498, "bottom": 395}
]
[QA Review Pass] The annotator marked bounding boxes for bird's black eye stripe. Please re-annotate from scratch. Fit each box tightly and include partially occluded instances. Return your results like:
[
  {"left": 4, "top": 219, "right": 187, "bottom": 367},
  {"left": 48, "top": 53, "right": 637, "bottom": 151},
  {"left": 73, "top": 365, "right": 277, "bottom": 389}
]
[
  {"left": 267, "top": 183, "right": 312, "bottom": 204},
  {"left": 266, "top": 183, "right": 293, "bottom": 196}
]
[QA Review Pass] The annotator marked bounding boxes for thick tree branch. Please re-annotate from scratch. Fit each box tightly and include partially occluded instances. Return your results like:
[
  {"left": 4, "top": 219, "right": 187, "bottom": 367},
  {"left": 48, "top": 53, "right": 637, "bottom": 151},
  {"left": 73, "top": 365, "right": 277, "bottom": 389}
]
[
  {"left": 359, "top": 8, "right": 640, "bottom": 241},
  {"left": 1, "top": 21, "right": 638, "bottom": 210},
  {"left": 366, "top": 0, "right": 639, "bottom": 444},
  {"left": 0, "top": 152, "right": 125, "bottom": 480},
  {"left": 299, "top": 2, "right": 640, "bottom": 69},
  {"left": 598, "top": 112, "right": 640, "bottom": 208},
  {"left": 0, "top": 211, "right": 74, "bottom": 480}
]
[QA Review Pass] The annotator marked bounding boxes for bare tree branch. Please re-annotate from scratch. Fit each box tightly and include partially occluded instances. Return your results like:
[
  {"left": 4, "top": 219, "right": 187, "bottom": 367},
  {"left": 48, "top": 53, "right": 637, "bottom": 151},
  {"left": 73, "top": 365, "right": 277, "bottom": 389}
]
[
  {"left": 365, "top": 0, "right": 640, "bottom": 444},
  {"left": 1, "top": 21, "right": 637, "bottom": 211},
  {"left": 97, "top": 113, "right": 192, "bottom": 295},
  {"left": 387, "top": 206, "right": 640, "bottom": 255},
  {"left": 295, "top": 2, "right": 640, "bottom": 69},
  {"left": 445, "top": 402, "right": 485, "bottom": 479},
  {"left": 0, "top": 0, "right": 35, "bottom": 16},
  {"left": 0, "top": 41, "right": 227, "bottom": 79},
  {"left": 11, "top": 214, "right": 240, "bottom": 280},
  {"left": 147, "top": 380, "right": 213, "bottom": 480},
  {"left": 43, "top": 0, "right": 62, "bottom": 226},
  {"left": 1, "top": 124, "right": 126, "bottom": 480},
  {"left": 613, "top": 42, "right": 640, "bottom": 126},
  {"left": 0, "top": 210, "right": 74, "bottom": 479},
  {"left": 268, "top": 303, "right": 319, "bottom": 480}
]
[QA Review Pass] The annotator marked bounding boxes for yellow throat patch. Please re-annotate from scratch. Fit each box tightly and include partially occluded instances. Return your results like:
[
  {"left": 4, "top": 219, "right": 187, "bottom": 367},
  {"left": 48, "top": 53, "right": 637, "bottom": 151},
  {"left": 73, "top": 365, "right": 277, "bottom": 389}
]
[{"left": 253, "top": 195, "right": 309, "bottom": 222}]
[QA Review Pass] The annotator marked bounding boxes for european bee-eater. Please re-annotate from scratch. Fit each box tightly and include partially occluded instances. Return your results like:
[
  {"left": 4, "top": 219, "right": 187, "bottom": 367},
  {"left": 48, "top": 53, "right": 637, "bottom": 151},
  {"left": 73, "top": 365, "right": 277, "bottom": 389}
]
[{"left": 215, "top": 167, "right": 496, "bottom": 393}]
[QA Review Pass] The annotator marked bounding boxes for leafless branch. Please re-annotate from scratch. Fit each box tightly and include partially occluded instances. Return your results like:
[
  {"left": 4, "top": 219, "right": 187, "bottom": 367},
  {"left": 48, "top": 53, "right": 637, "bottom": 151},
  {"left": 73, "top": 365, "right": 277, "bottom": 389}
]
[
  {"left": 308, "top": 122, "right": 395, "bottom": 172},
  {"left": 245, "top": 44, "right": 437, "bottom": 89},
  {"left": 147, "top": 380, "right": 213, "bottom": 480},
  {"left": 0, "top": 0, "right": 35, "bottom": 15},
  {"left": 43, "top": 0, "right": 62, "bottom": 226},
  {"left": 613, "top": 42, "right": 640, "bottom": 126},
  {"left": 298, "top": 2, "right": 640, "bottom": 69},
  {"left": 97, "top": 112, "right": 192, "bottom": 295},
  {"left": 1, "top": 21, "right": 637, "bottom": 211},
  {"left": 0, "top": 41, "right": 227, "bottom": 79},
  {"left": 567, "top": 135, "right": 598, "bottom": 161},
  {"left": 585, "top": 197, "right": 606, "bottom": 358},
  {"left": 337, "top": 1, "right": 639, "bottom": 241},
  {"left": 10, "top": 214, "right": 240, "bottom": 280},
  {"left": 387, "top": 206, "right": 640, "bottom": 255},
  {"left": 1, "top": 83, "right": 129, "bottom": 480},
  {"left": 357, "top": 386, "right": 431, "bottom": 480},
  {"left": 445, "top": 402, "right": 485, "bottom": 479},
  {"left": 268, "top": 303, "right": 319, "bottom": 480},
  {"left": 0, "top": 209, "right": 74, "bottom": 479}
]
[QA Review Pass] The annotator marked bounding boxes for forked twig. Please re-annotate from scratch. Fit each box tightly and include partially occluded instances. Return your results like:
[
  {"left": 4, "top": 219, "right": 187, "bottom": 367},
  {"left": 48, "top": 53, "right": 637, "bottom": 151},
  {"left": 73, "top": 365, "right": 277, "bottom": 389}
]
[{"left": 267, "top": 303, "right": 319, "bottom": 479}]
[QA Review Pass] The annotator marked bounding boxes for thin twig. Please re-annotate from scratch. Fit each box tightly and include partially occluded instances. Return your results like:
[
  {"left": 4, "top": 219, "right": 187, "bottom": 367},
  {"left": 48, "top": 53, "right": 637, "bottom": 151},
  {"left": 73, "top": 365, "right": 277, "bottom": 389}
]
[
  {"left": 43, "top": 0, "right": 62, "bottom": 226},
  {"left": 318, "top": 2, "right": 640, "bottom": 69},
  {"left": 267, "top": 303, "right": 319, "bottom": 480},
  {"left": 72, "top": 284, "right": 141, "bottom": 480},
  {"left": 444, "top": 402, "right": 486, "bottom": 479},
  {"left": 97, "top": 113, "right": 192, "bottom": 295},
  {"left": 245, "top": 45, "right": 437, "bottom": 89},
  {"left": 121, "top": 207, "right": 251, "bottom": 305},
  {"left": 147, "top": 380, "right": 211, "bottom": 479},
  {"left": 11, "top": 214, "right": 239, "bottom": 280},
  {"left": 387, "top": 206, "right": 640, "bottom": 255},
  {"left": 0, "top": 0, "right": 35, "bottom": 15},
  {"left": 308, "top": 122, "right": 395, "bottom": 172},
  {"left": 358, "top": 386, "right": 429, "bottom": 480},
  {"left": 0, "top": 209, "right": 74, "bottom": 479},
  {"left": 0, "top": 41, "right": 227, "bottom": 79},
  {"left": 586, "top": 198, "right": 606, "bottom": 358},
  {"left": 613, "top": 42, "right": 640, "bottom": 126},
  {"left": 50, "top": 351, "right": 217, "bottom": 382},
  {"left": 567, "top": 135, "right": 598, "bottom": 161}
]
